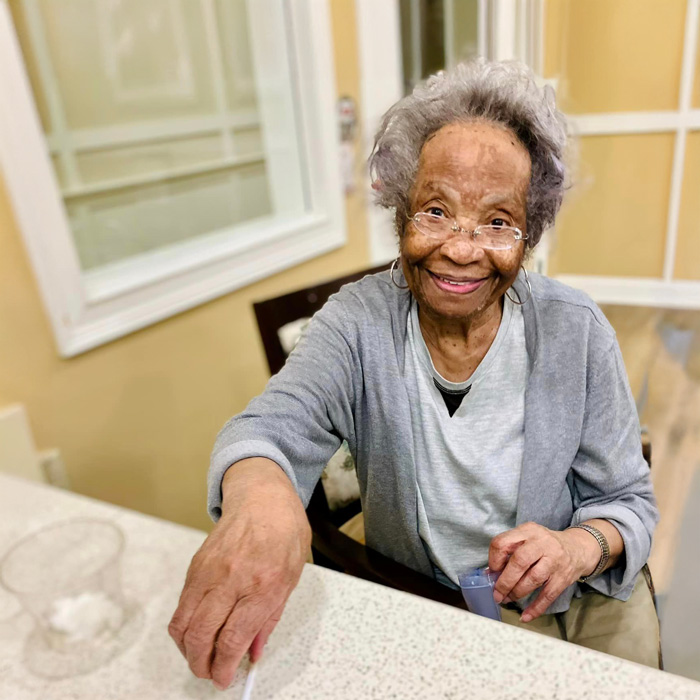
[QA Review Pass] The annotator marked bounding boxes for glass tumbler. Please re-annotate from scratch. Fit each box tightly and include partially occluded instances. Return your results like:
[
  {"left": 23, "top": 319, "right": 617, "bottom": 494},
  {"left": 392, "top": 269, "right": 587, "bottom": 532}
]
[{"left": 0, "top": 518, "right": 142, "bottom": 678}]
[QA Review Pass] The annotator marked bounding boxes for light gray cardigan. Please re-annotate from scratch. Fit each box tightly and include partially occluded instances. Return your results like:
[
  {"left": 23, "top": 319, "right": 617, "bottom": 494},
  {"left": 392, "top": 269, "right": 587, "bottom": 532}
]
[{"left": 209, "top": 270, "right": 658, "bottom": 614}]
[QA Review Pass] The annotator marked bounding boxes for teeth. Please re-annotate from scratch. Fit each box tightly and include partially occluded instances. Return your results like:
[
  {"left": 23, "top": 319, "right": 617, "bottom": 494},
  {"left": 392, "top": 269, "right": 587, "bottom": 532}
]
[{"left": 439, "top": 276, "right": 466, "bottom": 285}]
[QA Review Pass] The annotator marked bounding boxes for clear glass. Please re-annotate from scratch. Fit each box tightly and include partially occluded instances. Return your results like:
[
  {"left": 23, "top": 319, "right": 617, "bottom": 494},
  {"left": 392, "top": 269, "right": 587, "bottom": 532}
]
[
  {"left": 409, "top": 212, "right": 526, "bottom": 250},
  {"left": 0, "top": 518, "right": 142, "bottom": 678}
]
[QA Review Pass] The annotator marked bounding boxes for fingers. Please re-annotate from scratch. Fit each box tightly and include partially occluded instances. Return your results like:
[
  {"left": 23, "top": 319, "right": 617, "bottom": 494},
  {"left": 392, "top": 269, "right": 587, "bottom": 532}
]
[
  {"left": 521, "top": 575, "right": 568, "bottom": 622},
  {"left": 210, "top": 598, "right": 271, "bottom": 691},
  {"left": 492, "top": 541, "right": 543, "bottom": 603},
  {"left": 168, "top": 567, "right": 209, "bottom": 657},
  {"left": 183, "top": 588, "right": 236, "bottom": 679},
  {"left": 506, "top": 559, "right": 552, "bottom": 602},
  {"left": 488, "top": 523, "right": 533, "bottom": 572},
  {"left": 249, "top": 602, "right": 285, "bottom": 662}
]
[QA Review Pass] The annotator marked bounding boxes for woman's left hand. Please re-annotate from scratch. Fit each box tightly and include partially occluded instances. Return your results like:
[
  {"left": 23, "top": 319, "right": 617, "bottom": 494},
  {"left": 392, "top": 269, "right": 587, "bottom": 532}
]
[{"left": 488, "top": 522, "right": 601, "bottom": 622}]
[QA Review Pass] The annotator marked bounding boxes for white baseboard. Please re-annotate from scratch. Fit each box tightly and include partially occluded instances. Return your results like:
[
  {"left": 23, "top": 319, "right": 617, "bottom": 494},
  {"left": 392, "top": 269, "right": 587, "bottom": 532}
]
[{"left": 556, "top": 275, "right": 700, "bottom": 310}]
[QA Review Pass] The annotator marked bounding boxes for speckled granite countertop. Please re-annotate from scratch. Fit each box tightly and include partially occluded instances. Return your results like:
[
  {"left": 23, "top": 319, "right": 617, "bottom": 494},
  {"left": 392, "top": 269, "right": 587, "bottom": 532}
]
[{"left": 1, "top": 473, "right": 699, "bottom": 700}]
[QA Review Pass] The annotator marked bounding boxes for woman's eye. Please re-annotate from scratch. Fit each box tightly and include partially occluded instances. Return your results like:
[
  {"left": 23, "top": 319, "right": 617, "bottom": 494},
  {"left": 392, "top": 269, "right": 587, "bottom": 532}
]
[
  {"left": 491, "top": 218, "right": 508, "bottom": 228},
  {"left": 427, "top": 206, "right": 446, "bottom": 218}
]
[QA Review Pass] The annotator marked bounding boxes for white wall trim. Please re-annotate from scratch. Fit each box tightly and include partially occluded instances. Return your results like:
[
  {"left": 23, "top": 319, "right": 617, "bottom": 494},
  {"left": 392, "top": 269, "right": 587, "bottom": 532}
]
[
  {"left": 569, "top": 111, "right": 700, "bottom": 136},
  {"left": 356, "top": 0, "right": 403, "bottom": 265},
  {"left": 0, "top": 0, "right": 346, "bottom": 357},
  {"left": 556, "top": 275, "right": 700, "bottom": 310}
]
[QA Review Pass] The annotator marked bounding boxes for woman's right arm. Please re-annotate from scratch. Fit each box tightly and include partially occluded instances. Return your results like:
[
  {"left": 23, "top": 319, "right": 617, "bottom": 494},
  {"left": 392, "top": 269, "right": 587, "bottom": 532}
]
[
  {"left": 170, "top": 292, "right": 362, "bottom": 690},
  {"left": 168, "top": 456, "right": 311, "bottom": 691}
]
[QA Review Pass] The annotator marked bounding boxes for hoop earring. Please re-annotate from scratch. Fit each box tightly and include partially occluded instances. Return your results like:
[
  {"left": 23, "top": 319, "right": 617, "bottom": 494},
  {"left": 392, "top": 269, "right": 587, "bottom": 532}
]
[
  {"left": 506, "top": 266, "right": 532, "bottom": 306},
  {"left": 390, "top": 257, "right": 410, "bottom": 289}
]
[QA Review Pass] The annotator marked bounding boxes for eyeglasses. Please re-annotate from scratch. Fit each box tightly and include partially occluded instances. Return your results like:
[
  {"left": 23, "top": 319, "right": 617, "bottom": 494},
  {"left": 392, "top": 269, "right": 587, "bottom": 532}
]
[{"left": 408, "top": 212, "right": 528, "bottom": 251}]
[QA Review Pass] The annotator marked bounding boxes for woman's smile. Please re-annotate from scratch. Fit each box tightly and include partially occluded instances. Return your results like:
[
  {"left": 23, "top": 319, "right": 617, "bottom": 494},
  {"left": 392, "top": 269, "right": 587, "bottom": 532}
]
[{"left": 426, "top": 269, "right": 488, "bottom": 294}]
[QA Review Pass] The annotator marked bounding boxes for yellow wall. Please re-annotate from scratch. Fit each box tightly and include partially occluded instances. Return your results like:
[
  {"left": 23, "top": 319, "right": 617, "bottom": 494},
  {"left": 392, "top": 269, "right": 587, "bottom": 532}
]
[
  {"left": 548, "top": 133, "right": 674, "bottom": 278},
  {"left": 544, "top": 0, "right": 685, "bottom": 114},
  {"left": 675, "top": 130, "right": 700, "bottom": 280},
  {"left": 0, "top": 0, "right": 369, "bottom": 532}
]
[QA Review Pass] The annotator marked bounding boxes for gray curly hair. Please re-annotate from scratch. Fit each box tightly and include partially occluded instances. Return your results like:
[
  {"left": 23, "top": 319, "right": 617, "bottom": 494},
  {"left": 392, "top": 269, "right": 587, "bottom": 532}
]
[{"left": 369, "top": 59, "right": 569, "bottom": 248}]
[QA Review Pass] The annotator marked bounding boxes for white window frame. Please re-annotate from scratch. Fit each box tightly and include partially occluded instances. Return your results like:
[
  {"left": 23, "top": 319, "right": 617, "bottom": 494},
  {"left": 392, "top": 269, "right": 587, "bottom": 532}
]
[{"left": 0, "top": 0, "right": 346, "bottom": 357}]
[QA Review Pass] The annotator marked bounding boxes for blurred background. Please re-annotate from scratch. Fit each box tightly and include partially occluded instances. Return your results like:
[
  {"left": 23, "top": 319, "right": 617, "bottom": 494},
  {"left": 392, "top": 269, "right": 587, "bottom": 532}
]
[{"left": 0, "top": 0, "right": 699, "bottom": 680}]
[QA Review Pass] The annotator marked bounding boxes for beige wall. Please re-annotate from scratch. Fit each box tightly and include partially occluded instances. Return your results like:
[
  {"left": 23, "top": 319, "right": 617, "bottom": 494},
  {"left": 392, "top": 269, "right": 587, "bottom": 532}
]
[
  {"left": 675, "top": 130, "right": 700, "bottom": 280},
  {"left": 548, "top": 133, "right": 674, "bottom": 278},
  {"left": 0, "top": 0, "right": 369, "bottom": 532},
  {"left": 544, "top": 0, "right": 685, "bottom": 115}
]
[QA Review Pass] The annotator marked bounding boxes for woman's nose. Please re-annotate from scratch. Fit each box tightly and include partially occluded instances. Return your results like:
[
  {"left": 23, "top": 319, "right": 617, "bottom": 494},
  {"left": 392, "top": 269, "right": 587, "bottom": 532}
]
[{"left": 439, "top": 229, "right": 485, "bottom": 264}]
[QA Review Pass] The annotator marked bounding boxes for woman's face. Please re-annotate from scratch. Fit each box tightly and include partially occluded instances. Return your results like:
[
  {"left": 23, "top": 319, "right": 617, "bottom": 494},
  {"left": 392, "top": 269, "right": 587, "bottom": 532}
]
[{"left": 401, "top": 121, "right": 531, "bottom": 322}]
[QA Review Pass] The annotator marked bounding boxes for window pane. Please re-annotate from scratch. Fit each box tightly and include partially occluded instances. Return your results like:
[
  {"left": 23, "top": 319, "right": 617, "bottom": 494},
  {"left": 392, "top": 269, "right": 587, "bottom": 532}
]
[
  {"left": 74, "top": 135, "right": 227, "bottom": 187},
  {"left": 68, "top": 163, "right": 271, "bottom": 270},
  {"left": 544, "top": 0, "right": 685, "bottom": 113},
  {"left": 31, "top": 0, "right": 221, "bottom": 128},
  {"left": 549, "top": 134, "right": 674, "bottom": 278},
  {"left": 10, "top": 0, "right": 304, "bottom": 271},
  {"left": 216, "top": 0, "right": 258, "bottom": 112},
  {"left": 675, "top": 131, "right": 700, "bottom": 280}
]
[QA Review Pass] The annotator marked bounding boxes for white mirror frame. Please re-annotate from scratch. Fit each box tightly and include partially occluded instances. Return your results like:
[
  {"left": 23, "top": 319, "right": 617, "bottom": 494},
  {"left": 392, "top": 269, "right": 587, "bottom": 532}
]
[{"left": 0, "top": 0, "right": 346, "bottom": 357}]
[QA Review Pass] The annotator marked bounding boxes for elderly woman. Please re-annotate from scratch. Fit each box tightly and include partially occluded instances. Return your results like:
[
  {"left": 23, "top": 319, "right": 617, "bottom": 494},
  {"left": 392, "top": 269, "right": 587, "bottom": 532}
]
[{"left": 169, "top": 60, "right": 659, "bottom": 689}]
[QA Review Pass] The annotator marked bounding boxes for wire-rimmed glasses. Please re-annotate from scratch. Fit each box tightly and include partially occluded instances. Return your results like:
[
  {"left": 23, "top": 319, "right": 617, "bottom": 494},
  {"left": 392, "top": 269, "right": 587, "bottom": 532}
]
[{"left": 408, "top": 212, "right": 527, "bottom": 250}]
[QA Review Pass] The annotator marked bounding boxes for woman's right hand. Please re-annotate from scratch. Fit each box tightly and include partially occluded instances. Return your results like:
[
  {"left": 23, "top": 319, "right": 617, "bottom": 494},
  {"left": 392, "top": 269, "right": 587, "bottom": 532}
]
[{"left": 168, "top": 458, "right": 311, "bottom": 691}]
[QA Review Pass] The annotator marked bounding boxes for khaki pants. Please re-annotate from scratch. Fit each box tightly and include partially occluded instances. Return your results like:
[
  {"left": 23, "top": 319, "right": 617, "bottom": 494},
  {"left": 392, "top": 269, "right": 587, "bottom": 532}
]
[{"left": 501, "top": 573, "right": 661, "bottom": 668}]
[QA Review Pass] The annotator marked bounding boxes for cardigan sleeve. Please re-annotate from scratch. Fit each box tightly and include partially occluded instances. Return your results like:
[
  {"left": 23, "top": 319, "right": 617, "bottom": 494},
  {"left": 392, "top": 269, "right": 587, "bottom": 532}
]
[
  {"left": 207, "top": 294, "right": 359, "bottom": 520},
  {"left": 569, "top": 335, "right": 659, "bottom": 599}
]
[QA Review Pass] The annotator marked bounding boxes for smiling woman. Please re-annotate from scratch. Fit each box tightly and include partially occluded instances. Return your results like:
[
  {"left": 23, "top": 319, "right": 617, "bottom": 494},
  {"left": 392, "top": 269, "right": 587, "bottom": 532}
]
[{"left": 169, "top": 59, "right": 660, "bottom": 691}]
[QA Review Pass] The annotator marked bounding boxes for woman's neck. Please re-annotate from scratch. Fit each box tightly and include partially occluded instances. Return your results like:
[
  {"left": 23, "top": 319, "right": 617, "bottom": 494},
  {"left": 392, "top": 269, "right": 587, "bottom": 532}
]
[{"left": 418, "top": 297, "right": 504, "bottom": 383}]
